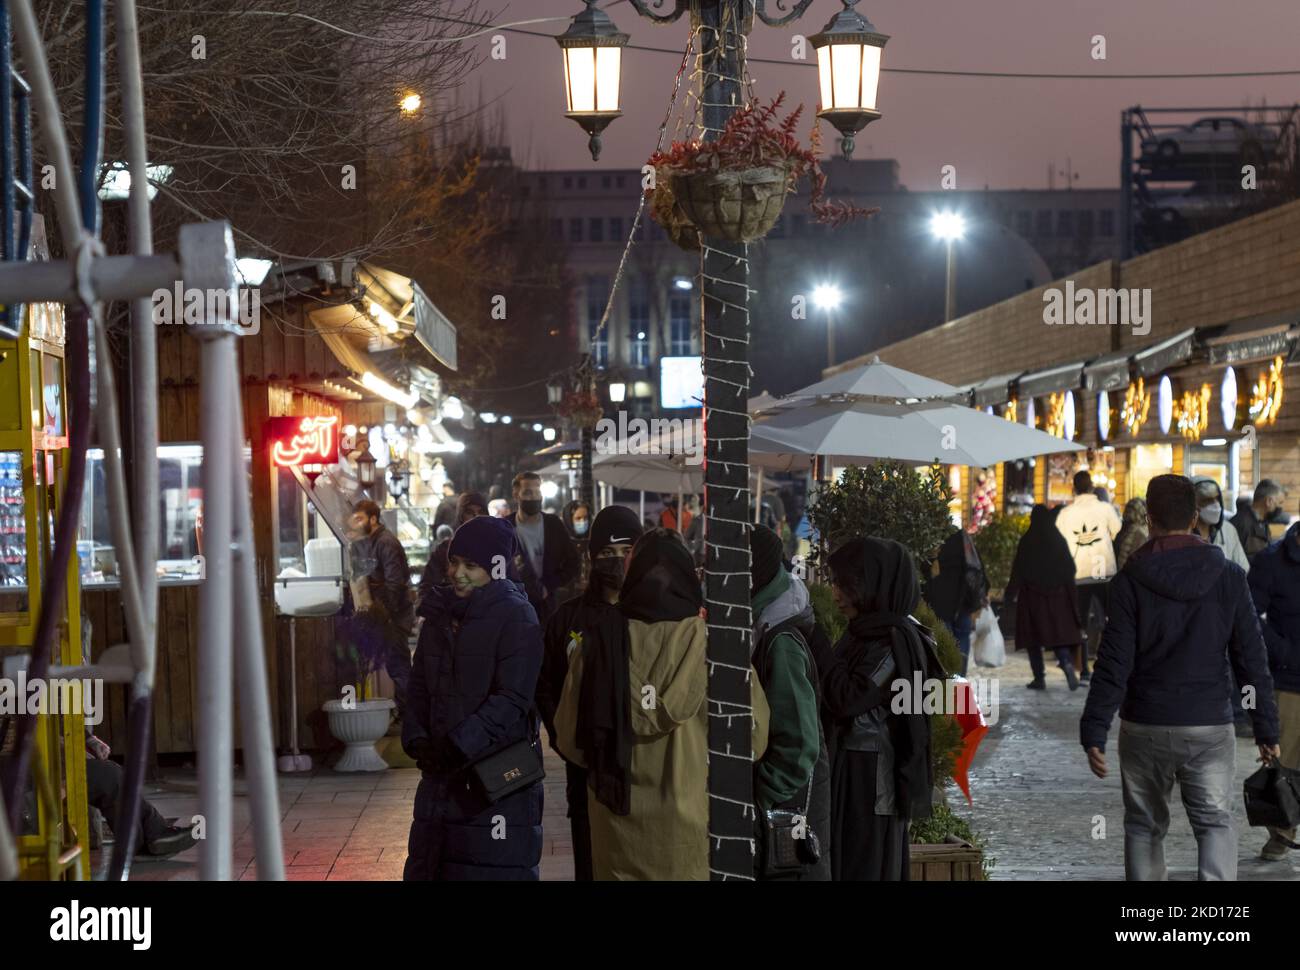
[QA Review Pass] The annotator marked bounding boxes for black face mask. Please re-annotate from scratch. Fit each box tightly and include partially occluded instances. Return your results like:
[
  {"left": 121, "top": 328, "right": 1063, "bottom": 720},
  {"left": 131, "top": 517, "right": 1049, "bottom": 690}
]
[
  {"left": 520, "top": 499, "right": 542, "bottom": 516},
  {"left": 590, "top": 557, "right": 625, "bottom": 592}
]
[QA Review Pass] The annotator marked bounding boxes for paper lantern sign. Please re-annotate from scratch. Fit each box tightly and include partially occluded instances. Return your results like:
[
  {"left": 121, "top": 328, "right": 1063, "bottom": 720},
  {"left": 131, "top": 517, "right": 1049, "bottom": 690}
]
[{"left": 268, "top": 416, "right": 340, "bottom": 467}]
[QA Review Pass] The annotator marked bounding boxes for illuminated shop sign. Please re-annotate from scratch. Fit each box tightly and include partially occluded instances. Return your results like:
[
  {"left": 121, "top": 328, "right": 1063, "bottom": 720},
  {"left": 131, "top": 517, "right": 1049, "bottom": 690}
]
[
  {"left": 1121, "top": 378, "right": 1151, "bottom": 437},
  {"left": 1248, "top": 356, "right": 1284, "bottom": 426},
  {"left": 1097, "top": 390, "right": 1112, "bottom": 442},
  {"left": 1045, "top": 391, "right": 1076, "bottom": 440},
  {"left": 268, "top": 416, "right": 340, "bottom": 467},
  {"left": 1173, "top": 384, "right": 1212, "bottom": 442}
]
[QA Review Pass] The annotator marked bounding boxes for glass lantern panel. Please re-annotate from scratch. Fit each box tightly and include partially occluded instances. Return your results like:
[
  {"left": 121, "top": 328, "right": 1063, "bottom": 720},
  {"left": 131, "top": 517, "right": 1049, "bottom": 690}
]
[
  {"left": 565, "top": 48, "right": 597, "bottom": 113},
  {"left": 830, "top": 44, "right": 863, "bottom": 110},
  {"left": 595, "top": 47, "right": 621, "bottom": 113}
]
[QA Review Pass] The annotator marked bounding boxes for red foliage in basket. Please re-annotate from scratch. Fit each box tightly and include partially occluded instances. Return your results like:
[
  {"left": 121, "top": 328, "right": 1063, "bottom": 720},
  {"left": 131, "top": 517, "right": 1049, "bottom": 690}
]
[
  {"left": 646, "top": 93, "right": 878, "bottom": 228},
  {"left": 555, "top": 389, "right": 604, "bottom": 423}
]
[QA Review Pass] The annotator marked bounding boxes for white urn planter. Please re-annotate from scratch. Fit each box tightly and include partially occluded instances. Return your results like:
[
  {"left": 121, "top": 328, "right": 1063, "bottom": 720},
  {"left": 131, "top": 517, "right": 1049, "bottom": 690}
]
[{"left": 322, "top": 697, "right": 395, "bottom": 772}]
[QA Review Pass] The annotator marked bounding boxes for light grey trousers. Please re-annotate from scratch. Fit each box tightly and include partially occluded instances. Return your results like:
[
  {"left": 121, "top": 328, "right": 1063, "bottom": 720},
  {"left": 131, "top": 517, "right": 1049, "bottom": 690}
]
[{"left": 1118, "top": 721, "right": 1237, "bottom": 881}]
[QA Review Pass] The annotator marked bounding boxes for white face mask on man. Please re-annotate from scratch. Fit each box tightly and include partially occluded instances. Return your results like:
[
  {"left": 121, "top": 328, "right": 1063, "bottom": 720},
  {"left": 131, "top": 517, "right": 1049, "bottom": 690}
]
[{"left": 1199, "top": 502, "right": 1223, "bottom": 526}]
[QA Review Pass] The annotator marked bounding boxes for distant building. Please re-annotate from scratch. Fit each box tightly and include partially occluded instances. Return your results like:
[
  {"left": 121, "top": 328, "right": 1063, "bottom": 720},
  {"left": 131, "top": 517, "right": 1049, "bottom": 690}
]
[{"left": 519, "top": 158, "right": 1121, "bottom": 402}]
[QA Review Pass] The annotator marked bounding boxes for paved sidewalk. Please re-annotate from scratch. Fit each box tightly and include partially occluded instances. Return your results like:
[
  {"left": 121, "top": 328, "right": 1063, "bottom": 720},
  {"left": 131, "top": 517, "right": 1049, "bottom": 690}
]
[
  {"left": 115, "top": 651, "right": 1300, "bottom": 881},
  {"left": 118, "top": 745, "right": 575, "bottom": 881},
  {"left": 963, "top": 650, "right": 1300, "bottom": 880}
]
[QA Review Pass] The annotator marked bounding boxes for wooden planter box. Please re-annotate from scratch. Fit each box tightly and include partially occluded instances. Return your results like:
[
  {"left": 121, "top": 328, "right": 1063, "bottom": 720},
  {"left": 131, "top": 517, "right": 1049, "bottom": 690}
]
[{"left": 909, "top": 840, "right": 985, "bottom": 881}]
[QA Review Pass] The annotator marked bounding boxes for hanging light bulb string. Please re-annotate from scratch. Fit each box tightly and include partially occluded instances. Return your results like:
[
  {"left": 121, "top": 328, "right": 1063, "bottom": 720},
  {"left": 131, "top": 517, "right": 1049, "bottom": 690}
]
[{"left": 584, "top": 26, "right": 698, "bottom": 386}]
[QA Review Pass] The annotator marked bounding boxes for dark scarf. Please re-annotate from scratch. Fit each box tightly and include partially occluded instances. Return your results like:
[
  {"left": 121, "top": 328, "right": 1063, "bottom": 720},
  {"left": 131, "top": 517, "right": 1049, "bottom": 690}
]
[
  {"left": 845, "top": 538, "right": 934, "bottom": 821},
  {"left": 574, "top": 532, "right": 701, "bottom": 815},
  {"left": 1009, "top": 504, "right": 1077, "bottom": 591}
]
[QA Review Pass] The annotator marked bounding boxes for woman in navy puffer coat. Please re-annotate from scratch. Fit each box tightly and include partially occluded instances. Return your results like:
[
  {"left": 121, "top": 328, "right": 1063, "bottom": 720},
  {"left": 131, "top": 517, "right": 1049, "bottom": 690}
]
[{"left": 402, "top": 515, "right": 545, "bottom": 880}]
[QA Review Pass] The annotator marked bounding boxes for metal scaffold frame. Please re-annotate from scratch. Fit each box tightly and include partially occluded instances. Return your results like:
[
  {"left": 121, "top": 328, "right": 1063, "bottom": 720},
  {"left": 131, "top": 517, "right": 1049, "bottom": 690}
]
[{"left": 0, "top": 0, "right": 283, "bottom": 881}]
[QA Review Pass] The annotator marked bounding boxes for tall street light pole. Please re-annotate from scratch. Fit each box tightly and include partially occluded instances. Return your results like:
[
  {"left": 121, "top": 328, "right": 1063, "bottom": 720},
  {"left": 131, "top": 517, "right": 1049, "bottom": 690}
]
[
  {"left": 931, "top": 210, "right": 966, "bottom": 323},
  {"left": 558, "top": 0, "right": 889, "bottom": 881},
  {"left": 813, "top": 283, "right": 844, "bottom": 371}
]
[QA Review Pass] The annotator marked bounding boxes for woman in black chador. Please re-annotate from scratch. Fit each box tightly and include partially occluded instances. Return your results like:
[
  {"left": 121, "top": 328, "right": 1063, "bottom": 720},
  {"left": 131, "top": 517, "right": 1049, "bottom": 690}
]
[
  {"left": 1006, "top": 505, "right": 1083, "bottom": 690},
  {"left": 812, "top": 537, "right": 939, "bottom": 881}
]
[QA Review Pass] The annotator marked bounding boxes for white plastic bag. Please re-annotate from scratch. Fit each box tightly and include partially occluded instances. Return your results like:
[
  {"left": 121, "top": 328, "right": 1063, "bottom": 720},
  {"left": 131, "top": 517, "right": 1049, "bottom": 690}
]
[{"left": 972, "top": 605, "right": 1005, "bottom": 668}]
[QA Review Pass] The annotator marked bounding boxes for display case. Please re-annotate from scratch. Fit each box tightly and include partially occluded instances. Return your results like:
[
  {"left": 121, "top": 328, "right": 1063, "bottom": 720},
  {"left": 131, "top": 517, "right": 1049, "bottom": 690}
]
[{"left": 78, "top": 444, "right": 249, "bottom": 587}]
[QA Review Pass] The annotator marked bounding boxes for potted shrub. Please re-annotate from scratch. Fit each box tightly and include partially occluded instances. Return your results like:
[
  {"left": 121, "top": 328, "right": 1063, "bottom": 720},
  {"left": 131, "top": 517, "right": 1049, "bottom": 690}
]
[
  {"left": 909, "top": 804, "right": 994, "bottom": 881},
  {"left": 323, "top": 613, "right": 396, "bottom": 772},
  {"left": 646, "top": 93, "right": 876, "bottom": 251},
  {"left": 804, "top": 461, "right": 955, "bottom": 572}
]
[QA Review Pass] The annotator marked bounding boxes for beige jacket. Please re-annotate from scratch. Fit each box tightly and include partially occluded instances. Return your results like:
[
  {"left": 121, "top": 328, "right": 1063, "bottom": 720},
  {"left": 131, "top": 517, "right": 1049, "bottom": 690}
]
[{"left": 555, "top": 615, "right": 770, "bottom": 880}]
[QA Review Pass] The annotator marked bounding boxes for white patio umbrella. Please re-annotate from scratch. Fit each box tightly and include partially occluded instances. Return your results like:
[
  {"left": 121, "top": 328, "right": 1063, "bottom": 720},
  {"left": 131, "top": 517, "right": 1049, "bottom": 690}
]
[
  {"left": 750, "top": 396, "right": 1085, "bottom": 467},
  {"left": 787, "top": 355, "right": 961, "bottom": 402}
]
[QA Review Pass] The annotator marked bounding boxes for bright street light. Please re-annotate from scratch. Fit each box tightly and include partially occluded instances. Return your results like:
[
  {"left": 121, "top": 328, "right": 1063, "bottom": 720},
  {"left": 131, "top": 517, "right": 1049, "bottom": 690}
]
[
  {"left": 812, "top": 284, "right": 843, "bottom": 312},
  {"left": 931, "top": 212, "right": 966, "bottom": 322},
  {"left": 399, "top": 92, "right": 421, "bottom": 115},
  {"left": 930, "top": 211, "right": 966, "bottom": 241}
]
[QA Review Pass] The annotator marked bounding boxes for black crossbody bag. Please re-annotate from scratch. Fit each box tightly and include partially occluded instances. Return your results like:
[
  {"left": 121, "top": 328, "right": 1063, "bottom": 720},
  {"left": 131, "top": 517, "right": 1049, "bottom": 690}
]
[
  {"left": 758, "top": 782, "right": 822, "bottom": 875},
  {"left": 467, "top": 729, "right": 546, "bottom": 805}
]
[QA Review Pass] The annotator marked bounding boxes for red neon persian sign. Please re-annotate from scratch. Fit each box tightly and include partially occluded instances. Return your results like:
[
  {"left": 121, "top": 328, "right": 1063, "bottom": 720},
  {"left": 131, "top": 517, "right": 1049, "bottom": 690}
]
[{"left": 268, "top": 416, "right": 340, "bottom": 467}]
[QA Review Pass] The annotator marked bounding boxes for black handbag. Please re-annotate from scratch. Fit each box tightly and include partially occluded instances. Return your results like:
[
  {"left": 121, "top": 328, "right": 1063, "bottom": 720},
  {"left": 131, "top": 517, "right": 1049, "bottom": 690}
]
[
  {"left": 757, "top": 784, "right": 821, "bottom": 876},
  {"left": 1243, "top": 762, "right": 1300, "bottom": 848},
  {"left": 467, "top": 737, "right": 545, "bottom": 805}
]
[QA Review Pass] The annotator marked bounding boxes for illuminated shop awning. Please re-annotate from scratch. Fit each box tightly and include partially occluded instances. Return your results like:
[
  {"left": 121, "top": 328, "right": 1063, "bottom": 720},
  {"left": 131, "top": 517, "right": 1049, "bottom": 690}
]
[
  {"left": 971, "top": 371, "right": 1024, "bottom": 408},
  {"left": 356, "top": 263, "right": 458, "bottom": 371},
  {"left": 308, "top": 303, "right": 421, "bottom": 409},
  {"left": 1082, "top": 349, "right": 1132, "bottom": 393},
  {"left": 1132, "top": 328, "right": 1198, "bottom": 378},
  {"left": 1204, "top": 312, "right": 1300, "bottom": 367},
  {"left": 1017, "top": 360, "right": 1086, "bottom": 400}
]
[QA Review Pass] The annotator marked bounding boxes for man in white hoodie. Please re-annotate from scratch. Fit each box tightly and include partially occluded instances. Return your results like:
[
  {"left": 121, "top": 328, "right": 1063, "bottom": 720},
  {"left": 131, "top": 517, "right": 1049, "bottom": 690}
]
[{"left": 1056, "top": 470, "right": 1123, "bottom": 682}]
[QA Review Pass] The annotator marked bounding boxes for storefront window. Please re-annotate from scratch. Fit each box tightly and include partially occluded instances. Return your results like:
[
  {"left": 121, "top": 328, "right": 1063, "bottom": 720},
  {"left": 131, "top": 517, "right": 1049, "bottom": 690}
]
[
  {"left": 1003, "top": 459, "right": 1034, "bottom": 515},
  {"left": 386, "top": 506, "right": 432, "bottom": 580},
  {"left": 1130, "top": 443, "right": 1175, "bottom": 503},
  {"left": 1186, "top": 442, "right": 1236, "bottom": 508},
  {"left": 1046, "top": 454, "right": 1081, "bottom": 505},
  {"left": 79, "top": 444, "right": 249, "bottom": 587}
]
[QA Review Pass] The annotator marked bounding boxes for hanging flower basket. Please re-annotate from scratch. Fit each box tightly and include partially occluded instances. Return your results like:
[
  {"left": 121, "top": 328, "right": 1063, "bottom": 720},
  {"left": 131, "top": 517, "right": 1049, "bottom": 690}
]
[
  {"left": 556, "top": 390, "right": 604, "bottom": 428},
  {"left": 660, "top": 164, "right": 791, "bottom": 244},
  {"left": 647, "top": 92, "right": 877, "bottom": 253}
]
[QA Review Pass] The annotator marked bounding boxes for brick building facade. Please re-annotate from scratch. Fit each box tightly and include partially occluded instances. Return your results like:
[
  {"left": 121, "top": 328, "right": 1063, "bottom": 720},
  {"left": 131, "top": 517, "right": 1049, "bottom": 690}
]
[{"left": 831, "top": 199, "right": 1300, "bottom": 521}]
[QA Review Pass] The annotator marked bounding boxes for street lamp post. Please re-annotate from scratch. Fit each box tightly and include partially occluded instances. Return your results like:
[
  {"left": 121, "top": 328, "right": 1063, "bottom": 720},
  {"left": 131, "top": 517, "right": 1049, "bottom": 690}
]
[
  {"left": 813, "top": 283, "right": 844, "bottom": 371},
  {"left": 931, "top": 211, "right": 966, "bottom": 323},
  {"left": 557, "top": 0, "right": 888, "bottom": 881}
]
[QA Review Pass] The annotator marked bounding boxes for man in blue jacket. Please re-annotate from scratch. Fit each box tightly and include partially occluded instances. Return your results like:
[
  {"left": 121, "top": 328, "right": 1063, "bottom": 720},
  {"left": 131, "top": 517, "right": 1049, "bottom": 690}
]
[
  {"left": 1080, "top": 474, "right": 1280, "bottom": 881},
  {"left": 1248, "top": 509, "right": 1300, "bottom": 861}
]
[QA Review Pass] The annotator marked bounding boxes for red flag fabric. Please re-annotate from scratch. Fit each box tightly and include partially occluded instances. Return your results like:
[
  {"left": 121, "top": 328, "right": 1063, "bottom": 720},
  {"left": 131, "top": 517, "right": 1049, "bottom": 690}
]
[{"left": 948, "top": 677, "right": 988, "bottom": 804}]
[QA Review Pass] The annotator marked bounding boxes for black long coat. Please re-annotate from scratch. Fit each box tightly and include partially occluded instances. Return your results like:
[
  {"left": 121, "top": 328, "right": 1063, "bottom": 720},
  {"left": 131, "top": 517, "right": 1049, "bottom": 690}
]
[{"left": 402, "top": 580, "right": 544, "bottom": 880}]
